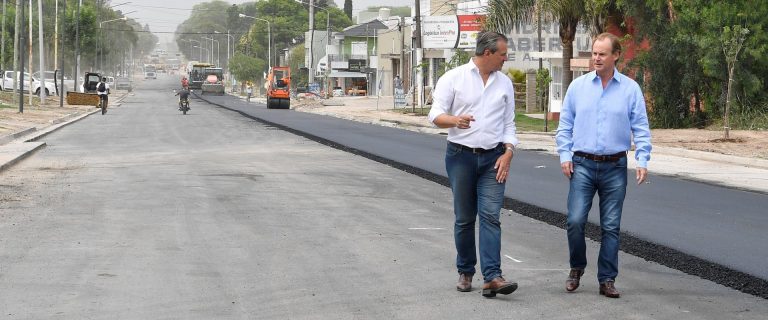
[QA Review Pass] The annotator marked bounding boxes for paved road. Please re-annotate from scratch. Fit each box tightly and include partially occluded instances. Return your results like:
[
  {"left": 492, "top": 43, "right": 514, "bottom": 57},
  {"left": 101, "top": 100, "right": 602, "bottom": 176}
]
[
  {"left": 200, "top": 93, "right": 768, "bottom": 283},
  {"left": 0, "top": 76, "right": 766, "bottom": 318}
]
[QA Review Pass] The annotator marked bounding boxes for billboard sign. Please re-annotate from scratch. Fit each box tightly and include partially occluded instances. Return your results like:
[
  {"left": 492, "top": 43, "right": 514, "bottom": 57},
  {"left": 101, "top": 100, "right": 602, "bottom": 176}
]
[{"left": 422, "top": 15, "right": 485, "bottom": 49}]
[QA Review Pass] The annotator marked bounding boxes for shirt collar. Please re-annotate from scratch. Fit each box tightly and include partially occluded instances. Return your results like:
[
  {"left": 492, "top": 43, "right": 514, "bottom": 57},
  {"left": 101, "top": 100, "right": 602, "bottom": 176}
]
[
  {"left": 468, "top": 58, "right": 481, "bottom": 74},
  {"left": 589, "top": 68, "right": 622, "bottom": 83}
]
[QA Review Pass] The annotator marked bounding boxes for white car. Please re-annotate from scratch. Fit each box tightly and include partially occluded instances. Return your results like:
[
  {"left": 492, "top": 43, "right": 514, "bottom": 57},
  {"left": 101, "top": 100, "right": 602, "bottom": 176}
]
[
  {"left": 33, "top": 71, "right": 72, "bottom": 95},
  {"left": 1, "top": 70, "right": 60, "bottom": 96}
]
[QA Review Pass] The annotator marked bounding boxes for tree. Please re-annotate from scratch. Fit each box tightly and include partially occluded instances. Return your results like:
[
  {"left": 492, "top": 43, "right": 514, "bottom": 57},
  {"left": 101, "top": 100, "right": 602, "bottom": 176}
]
[
  {"left": 721, "top": 25, "right": 749, "bottom": 139},
  {"left": 486, "top": 0, "right": 594, "bottom": 97},
  {"left": 343, "top": 0, "right": 352, "bottom": 20},
  {"left": 314, "top": 7, "right": 353, "bottom": 32},
  {"left": 229, "top": 53, "right": 266, "bottom": 83}
]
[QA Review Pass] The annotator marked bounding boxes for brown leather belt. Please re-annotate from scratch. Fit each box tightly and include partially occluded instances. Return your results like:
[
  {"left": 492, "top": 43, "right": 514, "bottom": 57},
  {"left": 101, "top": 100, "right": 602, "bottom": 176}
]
[
  {"left": 574, "top": 151, "right": 627, "bottom": 162},
  {"left": 449, "top": 142, "right": 502, "bottom": 154}
]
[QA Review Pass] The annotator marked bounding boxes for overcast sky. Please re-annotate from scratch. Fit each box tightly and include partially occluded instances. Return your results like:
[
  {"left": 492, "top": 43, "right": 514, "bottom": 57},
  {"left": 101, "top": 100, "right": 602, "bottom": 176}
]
[{"left": 122, "top": 0, "right": 413, "bottom": 44}]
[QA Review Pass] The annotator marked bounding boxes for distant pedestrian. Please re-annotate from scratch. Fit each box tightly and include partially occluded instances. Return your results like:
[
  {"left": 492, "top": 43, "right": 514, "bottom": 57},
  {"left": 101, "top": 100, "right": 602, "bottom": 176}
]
[
  {"left": 428, "top": 31, "right": 519, "bottom": 298},
  {"left": 246, "top": 85, "right": 253, "bottom": 102},
  {"left": 556, "top": 32, "right": 652, "bottom": 299},
  {"left": 394, "top": 75, "right": 402, "bottom": 89}
]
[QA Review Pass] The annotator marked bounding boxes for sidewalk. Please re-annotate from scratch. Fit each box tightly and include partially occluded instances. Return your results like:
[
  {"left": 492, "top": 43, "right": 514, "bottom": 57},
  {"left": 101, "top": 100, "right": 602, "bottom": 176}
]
[
  {"left": 0, "top": 91, "right": 132, "bottom": 174},
  {"left": 292, "top": 95, "right": 768, "bottom": 194}
]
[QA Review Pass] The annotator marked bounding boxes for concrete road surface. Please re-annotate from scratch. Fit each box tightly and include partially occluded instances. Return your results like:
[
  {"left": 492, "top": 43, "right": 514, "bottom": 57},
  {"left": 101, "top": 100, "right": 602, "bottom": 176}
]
[{"left": 0, "top": 76, "right": 766, "bottom": 318}]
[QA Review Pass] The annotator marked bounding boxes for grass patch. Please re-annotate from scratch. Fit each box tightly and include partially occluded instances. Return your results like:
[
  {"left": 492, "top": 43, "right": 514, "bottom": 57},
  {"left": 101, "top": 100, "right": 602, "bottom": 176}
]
[
  {"left": 391, "top": 107, "right": 558, "bottom": 132},
  {"left": 515, "top": 112, "right": 558, "bottom": 132}
]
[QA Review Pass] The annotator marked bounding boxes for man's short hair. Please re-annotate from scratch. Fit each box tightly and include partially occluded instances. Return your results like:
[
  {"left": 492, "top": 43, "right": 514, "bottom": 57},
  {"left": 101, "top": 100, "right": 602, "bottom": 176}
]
[
  {"left": 475, "top": 31, "right": 508, "bottom": 56},
  {"left": 593, "top": 32, "right": 621, "bottom": 54},
  {"left": 102, "top": 77, "right": 107, "bottom": 81}
]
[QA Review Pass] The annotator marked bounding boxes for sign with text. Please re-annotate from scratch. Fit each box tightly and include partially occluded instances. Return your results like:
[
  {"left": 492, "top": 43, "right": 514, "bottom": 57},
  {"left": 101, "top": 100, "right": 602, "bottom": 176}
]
[{"left": 422, "top": 15, "right": 485, "bottom": 49}]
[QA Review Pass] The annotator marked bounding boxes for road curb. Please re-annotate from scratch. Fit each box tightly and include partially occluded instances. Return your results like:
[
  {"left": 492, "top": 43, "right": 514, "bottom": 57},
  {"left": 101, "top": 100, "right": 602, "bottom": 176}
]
[
  {"left": 0, "top": 127, "right": 37, "bottom": 145},
  {"left": 25, "top": 108, "right": 101, "bottom": 143},
  {"left": 197, "top": 92, "right": 768, "bottom": 300},
  {"left": 0, "top": 141, "right": 46, "bottom": 173}
]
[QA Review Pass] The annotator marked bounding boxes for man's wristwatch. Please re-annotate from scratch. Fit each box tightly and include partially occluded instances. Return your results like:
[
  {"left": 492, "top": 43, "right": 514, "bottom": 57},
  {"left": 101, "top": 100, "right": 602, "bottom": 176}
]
[{"left": 505, "top": 146, "right": 515, "bottom": 153}]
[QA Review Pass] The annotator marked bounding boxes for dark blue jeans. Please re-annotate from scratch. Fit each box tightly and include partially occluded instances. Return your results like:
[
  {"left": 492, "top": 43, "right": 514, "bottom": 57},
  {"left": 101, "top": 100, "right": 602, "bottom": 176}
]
[
  {"left": 566, "top": 155, "right": 628, "bottom": 283},
  {"left": 445, "top": 142, "right": 506, "bottom": 283}
]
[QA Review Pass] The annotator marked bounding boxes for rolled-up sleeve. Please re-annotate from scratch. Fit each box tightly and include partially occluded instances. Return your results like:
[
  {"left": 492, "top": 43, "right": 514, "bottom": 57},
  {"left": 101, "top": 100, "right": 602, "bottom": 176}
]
[
  {"left": 427, "top": 71, "right": 454, "bottom": 125},
  {"left": 630, "top": 84, "right": 652, "bottom": 168},
  {"left": 502, "top": 82, "right": 518, "bottom": 146}
]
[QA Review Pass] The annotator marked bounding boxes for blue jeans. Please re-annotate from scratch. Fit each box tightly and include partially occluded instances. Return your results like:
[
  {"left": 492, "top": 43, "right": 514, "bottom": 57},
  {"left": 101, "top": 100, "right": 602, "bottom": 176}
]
[
  {"left": 445, "top": 142, "right": 506, "bottom": 283},
  {"left": 566, "top": 155, "right": 628, "bottom": 283}
]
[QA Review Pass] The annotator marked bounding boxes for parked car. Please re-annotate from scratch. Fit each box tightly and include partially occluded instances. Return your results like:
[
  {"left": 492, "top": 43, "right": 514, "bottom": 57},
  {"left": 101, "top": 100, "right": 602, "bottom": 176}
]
[
  {"left": 1, "top": 70, "right": 59, "bottom": 96},
  {"left": 33, "top": 71, "right": 73, "bottom": 95}
]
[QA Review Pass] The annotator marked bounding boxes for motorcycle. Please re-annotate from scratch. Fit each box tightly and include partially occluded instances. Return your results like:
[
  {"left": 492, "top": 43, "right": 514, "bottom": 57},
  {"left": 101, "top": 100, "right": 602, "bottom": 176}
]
[{"left": 179, "top": 97, "right": 190, "bottom": 115}]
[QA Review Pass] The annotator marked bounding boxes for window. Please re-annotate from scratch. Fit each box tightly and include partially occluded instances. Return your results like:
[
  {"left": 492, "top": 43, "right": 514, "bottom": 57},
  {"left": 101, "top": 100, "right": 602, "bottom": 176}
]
[{"left": 551, "top": 65, "right": 563, "bottom": 101}]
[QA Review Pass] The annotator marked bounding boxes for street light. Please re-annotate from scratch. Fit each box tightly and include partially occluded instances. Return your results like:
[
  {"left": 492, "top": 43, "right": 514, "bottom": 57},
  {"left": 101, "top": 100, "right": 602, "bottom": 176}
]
[
  {"left": 194, "top": 45, "right": 210, "bottom": 64},
  {"left": 188, "top": 39, "right": 201, "bottom": 61},
  {"left": 214, "top": 30, "right": 235, "bottom": 65},
  {"left": 239, "top": 13, "right": 271, "bottom": 68},
  {"left": 99, "top": 17, "right": 128, "bottom": 71},
  {"left": 202, "top": 37, "right": 220, "bottom": 66}
]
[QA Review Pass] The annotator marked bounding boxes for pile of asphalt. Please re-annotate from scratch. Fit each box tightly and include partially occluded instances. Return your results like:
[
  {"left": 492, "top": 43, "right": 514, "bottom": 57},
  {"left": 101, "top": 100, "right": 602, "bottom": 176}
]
[{"left": 198, "top": 93, "right": 768, "bottom": 300}]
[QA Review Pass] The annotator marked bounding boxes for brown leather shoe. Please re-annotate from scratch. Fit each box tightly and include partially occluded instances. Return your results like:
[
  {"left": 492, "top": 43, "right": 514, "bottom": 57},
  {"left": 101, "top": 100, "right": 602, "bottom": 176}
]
[
  {"left": 481, "top": 276, "right": 518, "bottom": 297},
  {"left": 456, "top": 273, "right": 473, "bottom": 292},
  {"left": 599, "top": 280, "right": 620, "bottom": 298},
  {"left": 565, "top": 268, "right": 584, "bottom": 292}
]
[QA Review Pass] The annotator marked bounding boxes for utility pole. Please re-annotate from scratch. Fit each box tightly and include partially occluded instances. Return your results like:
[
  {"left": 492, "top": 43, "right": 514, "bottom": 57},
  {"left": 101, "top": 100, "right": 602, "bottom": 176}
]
[
  {"left": 12, "top": 0, "right": 20, "bottom": 103},
  {"left": 399, "top": 17, "right": 404, "bottom": 89},
  {"left": 75, "top": 0, "right": 81, "bottom": 91},
  {"left": 413, "top": 0, "right": 423, "bottom": 108},
  {"left": 18, "top": 0, "right": 25, "bottom": 113},
  {"left": 28, "top": 0, "right": 33, "bottom": 105},
  {"left": 2, "top": 0, "right": 6, "bottom": 71},
  {"left": 38, "top": 0, "right": 46, "bottom": 104},
  {"left": 308, "top": 0, "right": 315, "bottom": 85},
  {"left": 54, "top": 0, "right": 58, "bottom": 69},
  {"left": 59, "top": 0, "right": 66, "bottom": 107}
]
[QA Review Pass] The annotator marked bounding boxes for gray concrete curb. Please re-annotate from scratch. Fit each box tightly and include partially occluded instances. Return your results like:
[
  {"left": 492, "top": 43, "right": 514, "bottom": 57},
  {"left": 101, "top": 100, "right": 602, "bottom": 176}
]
[
  {"left": 0, "top": 141, "right": 46, "bottom": 173},
  {"left": 0, "top": 127, "right": 37, "bottom": 145},
  {"left": 0, "top": 91, "right": 131, "bottom": 174}
]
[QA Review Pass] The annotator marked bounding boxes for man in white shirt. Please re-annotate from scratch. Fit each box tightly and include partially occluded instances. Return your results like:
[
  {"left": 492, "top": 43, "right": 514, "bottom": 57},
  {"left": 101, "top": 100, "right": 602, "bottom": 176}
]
[
  {"left": 96, "top": 77, "right": 109, "bottom": 111},
  {"left": 428, "top": 31, "right": 519, "bottom": 298}
]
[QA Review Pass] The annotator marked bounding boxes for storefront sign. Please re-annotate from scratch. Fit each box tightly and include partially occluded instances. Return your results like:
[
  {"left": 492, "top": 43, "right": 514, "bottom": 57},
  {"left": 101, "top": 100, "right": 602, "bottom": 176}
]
[{"left": 422, "top": 15, "right": 485, "bottom": 49}]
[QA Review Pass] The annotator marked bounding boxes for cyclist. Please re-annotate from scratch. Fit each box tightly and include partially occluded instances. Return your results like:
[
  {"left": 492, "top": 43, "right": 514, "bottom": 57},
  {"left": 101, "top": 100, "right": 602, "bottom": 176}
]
[
  {"left": 175, "top": 87, "right": 191, "bottom": 111},
  {"left": 96, "top": 77, "right": 109, "bottom": 112}
]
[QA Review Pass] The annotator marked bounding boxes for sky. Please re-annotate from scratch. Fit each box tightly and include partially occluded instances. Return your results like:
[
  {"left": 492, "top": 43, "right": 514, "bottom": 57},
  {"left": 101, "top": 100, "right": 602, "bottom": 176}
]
[{"left": 122, "top": 0, "right": 413, "bottom": 44}]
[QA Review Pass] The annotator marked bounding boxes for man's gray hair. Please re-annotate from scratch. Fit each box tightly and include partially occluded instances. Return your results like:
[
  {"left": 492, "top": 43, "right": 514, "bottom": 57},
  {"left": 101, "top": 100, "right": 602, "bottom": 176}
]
[{"left": 475, "top": 31, "right": 508, "bottom": 56}]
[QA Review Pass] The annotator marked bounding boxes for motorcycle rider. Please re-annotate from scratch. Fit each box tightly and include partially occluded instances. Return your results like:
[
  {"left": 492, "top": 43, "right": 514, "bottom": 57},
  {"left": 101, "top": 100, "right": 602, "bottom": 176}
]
[
  {"left": 181, "top": 76, "right": 189, "bottom": 90},
  {"left": 175, "top": 86, "right": 191, "bottom": 111}
]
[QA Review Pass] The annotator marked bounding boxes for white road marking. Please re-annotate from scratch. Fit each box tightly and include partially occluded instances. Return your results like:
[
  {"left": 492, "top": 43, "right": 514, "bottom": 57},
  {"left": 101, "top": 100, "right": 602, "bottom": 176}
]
[
  {"left": 408, "top": 227, "right": 445, "bottom": 230},
  {"left": 505, "top": 255, "right": 524, "bottom": 263}
]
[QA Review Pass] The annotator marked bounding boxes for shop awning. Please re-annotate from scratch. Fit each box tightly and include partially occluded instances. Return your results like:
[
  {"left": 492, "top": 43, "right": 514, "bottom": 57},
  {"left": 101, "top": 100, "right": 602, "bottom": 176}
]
[{"left": 328, "top": 71, "right": 367, "bottom": 78}]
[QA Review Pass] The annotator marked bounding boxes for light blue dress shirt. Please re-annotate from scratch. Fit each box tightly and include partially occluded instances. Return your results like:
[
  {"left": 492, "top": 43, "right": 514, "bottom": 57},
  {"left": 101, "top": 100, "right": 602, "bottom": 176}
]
[{"left": 556, "top": 69, "right": 652, "bottom": 168}]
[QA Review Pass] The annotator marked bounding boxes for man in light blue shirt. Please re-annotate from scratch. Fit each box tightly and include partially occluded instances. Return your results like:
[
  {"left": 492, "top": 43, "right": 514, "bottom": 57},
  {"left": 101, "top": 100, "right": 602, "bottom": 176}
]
[{"left": 555, "top": 33, "right": 652, "bottom": 299}]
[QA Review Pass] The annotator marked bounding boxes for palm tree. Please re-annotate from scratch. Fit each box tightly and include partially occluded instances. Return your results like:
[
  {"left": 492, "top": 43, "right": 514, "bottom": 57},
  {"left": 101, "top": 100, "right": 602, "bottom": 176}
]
[{"left": 486, "top": 0, "right": 613, "bottom": 96}]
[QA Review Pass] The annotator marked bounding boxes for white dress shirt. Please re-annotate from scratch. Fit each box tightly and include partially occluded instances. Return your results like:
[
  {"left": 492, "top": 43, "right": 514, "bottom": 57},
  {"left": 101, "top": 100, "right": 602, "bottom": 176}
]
[{"left": 428, "top": 59, "right": 518, "bottom": 149}]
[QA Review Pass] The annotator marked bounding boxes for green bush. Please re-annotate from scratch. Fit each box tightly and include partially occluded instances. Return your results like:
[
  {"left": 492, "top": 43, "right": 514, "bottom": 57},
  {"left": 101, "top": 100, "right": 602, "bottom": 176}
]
[{"left": 505, "top": 68, "right": 526, "bottom": 84}]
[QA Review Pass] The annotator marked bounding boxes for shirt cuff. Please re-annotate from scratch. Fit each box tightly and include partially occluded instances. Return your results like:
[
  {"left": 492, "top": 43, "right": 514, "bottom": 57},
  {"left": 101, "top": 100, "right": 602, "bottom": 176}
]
[
  {"left": 559, "top": 151, "right": 573, "bottom": 163},
  {"left": 637, "top": 160, "right": 648, "bottom": 168}
]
